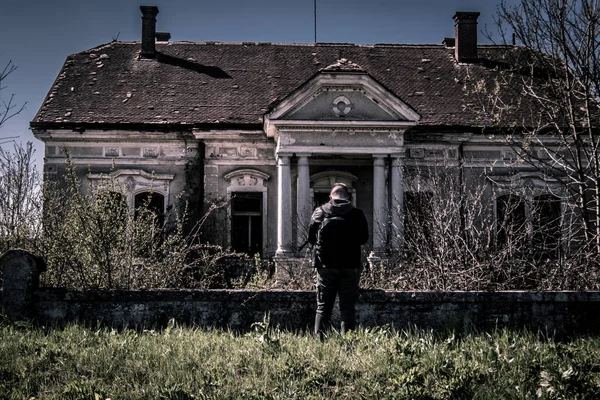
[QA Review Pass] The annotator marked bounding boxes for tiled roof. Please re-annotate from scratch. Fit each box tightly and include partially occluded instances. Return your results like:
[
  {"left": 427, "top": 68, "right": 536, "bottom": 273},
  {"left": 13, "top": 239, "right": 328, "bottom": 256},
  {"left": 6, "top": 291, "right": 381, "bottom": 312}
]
[{"left": 31, "top": 41, "right": 526, "bottom": 129}]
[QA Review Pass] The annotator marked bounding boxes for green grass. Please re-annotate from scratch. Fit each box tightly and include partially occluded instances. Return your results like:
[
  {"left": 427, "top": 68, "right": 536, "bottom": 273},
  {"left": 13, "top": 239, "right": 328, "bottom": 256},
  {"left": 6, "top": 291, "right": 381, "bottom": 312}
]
[{"left": 2, "top": 318, "right": 600, "bottom": 399}]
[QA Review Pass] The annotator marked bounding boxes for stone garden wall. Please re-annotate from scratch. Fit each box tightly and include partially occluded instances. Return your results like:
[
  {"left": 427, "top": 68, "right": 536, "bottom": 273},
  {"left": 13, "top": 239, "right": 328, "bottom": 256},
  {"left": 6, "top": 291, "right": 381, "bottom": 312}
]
[{"left": 2, "top": 250, "right": 600, "bottom": 337}]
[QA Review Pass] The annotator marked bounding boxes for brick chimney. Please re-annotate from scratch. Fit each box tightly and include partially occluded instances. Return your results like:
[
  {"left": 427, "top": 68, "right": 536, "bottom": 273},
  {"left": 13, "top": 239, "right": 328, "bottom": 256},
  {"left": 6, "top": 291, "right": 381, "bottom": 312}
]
[
  {"left": 140, "top": 6, "right": 159, "bottom": 58},
  {"left": 453, "top": 11, "right": 480, "bottom": 63}
]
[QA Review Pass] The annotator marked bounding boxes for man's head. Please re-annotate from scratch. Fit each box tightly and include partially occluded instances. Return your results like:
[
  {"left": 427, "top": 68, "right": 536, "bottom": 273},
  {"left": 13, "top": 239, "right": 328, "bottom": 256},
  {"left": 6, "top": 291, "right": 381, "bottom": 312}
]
[{"left": 330, "top": 183, "right": 350, "bottom": 200}]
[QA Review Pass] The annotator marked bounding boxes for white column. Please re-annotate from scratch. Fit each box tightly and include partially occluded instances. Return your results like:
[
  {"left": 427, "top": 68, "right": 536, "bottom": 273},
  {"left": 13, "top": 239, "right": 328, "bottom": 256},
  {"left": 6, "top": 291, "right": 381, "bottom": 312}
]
[
  {"left": 296, "top": 155, "right": 311, "bottom": 247},
  {"left": 390, "top": 155, "right": 404, "bottom": 251},
  {"left": 277, "top": 155, "right": 293, "bottom": 256},
  {"left": 373, "top": 156, "right": 386, "bottom": 253}
]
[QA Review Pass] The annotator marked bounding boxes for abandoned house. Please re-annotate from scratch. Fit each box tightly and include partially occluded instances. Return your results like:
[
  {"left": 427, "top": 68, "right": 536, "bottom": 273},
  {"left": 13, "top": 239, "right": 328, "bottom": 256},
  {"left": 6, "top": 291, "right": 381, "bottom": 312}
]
[{"left": 30, "top": 6, "right": 564, "bottom": 265}]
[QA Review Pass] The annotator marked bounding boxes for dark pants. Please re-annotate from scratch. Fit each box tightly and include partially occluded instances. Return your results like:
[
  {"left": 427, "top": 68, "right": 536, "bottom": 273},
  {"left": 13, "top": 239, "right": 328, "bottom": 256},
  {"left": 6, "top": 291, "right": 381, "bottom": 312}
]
[{"left": 314, "top": 267, "right": 361, "bottom": 336}]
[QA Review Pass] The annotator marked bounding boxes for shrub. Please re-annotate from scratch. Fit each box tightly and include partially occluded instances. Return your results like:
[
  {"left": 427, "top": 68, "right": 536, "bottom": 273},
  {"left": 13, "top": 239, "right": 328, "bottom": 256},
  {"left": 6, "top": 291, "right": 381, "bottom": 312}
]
[
  {"left": 37, "top": 157, "right": 246, "bottom": 290},
  {"left": 362, "top": 164, "right": 600, "bottom": 291}
]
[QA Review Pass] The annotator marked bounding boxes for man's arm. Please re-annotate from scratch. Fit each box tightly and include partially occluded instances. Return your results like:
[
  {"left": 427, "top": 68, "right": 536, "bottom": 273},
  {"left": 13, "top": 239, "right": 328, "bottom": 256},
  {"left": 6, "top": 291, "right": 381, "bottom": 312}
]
[{"left": 307, "top": 207, "right": 324, "bottom": 245}]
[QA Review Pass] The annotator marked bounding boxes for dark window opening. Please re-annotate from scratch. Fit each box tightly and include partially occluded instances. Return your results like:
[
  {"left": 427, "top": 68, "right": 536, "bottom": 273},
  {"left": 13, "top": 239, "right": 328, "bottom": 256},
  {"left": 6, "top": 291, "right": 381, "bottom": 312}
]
[
  {"left": 496, "top": 194, "right": 561, "bottom": 256},
  {"left": 134, "top": 192, "right": 165, "bottom": 227},
  {"left": 532, "top": 194, "right": 561, "bottom": 254},
  {"left": 231, "top": 192, "right": 262, "bottom": 255},
  {"left": 313, "top": 192, "right": 330, "bottom": 209},
  {"left": 496, "top": 194, "right": 527, "bottom": 248}
]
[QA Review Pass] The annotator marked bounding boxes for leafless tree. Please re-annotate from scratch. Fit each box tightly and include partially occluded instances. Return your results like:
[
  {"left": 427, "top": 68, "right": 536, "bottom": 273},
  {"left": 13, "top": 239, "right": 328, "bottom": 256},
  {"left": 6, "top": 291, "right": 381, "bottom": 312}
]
[
  {"left": 0, "top": 58, "right": 27, "bottom": 132},
  {"left": 476, "top": 0, "right": 600, "bottom": 254},
  {"left": 0, "top": 142, "right": 41, "bottom": 252},
  {"left": 361, "top": 162, "right": 600, "bottom": 291}
]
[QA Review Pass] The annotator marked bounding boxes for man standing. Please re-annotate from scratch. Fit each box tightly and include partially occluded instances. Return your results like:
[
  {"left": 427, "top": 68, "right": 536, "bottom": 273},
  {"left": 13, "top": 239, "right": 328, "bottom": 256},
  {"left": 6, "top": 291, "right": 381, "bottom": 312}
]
[{"left": 308, "top": 183, "right": 369, "bottom": 336}]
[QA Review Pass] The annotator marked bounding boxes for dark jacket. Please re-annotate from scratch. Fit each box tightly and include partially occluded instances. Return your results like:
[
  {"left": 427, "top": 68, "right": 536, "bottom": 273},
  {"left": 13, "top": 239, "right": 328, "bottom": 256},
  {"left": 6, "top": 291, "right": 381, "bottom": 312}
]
[{"left": 307, "top": 199, "right": 369, "bottom": 269}]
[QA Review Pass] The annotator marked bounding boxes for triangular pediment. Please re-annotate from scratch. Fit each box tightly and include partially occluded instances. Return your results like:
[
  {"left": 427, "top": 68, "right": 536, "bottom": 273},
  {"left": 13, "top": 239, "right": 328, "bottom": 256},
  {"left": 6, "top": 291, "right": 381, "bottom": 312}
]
[{"left": 267, "top": 60, "right": 420, "bottom": 123}]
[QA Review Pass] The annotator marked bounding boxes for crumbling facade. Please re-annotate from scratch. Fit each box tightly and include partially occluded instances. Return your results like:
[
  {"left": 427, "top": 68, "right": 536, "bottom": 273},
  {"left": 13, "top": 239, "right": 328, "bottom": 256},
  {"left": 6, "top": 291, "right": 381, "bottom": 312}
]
[{"left": 31, "top": 7, "right": 561, "bottom": 264}]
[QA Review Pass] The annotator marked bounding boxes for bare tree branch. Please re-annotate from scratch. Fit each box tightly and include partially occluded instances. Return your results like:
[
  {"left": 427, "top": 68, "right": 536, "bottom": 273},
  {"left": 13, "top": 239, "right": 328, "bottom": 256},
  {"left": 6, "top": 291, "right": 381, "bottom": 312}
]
[
  {"left": 0, "top": 58, "right": 27, "bottom": 130},
  {"left": 475, "top": 0, "right": 600, "bottom": 253}
]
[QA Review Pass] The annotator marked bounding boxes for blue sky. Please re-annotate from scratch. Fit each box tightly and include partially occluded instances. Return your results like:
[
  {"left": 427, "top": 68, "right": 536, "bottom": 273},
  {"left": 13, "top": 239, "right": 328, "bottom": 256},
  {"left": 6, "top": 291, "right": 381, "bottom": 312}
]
[{"left": 0, "top": 0, "right": 515, "bottom": 169}]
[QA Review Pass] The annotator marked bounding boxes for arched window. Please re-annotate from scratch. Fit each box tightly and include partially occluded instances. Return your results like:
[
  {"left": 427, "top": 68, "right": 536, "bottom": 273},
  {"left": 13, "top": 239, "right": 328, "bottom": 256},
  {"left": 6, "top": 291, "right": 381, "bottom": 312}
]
[
  {"left": 87, "top": 169, "right": 174, "bottom": 217},
  {"left": 310, "top": 171, "right": 357, "bottom": 209},
  {"left": 134, "top": 192, "right": 165, "bottom": 227},
  {"left": 230, "top": 192, "right": 263, "bottom": 255},
  {"left": 224, "top": 169, "right": 269, "bottom": 256}
]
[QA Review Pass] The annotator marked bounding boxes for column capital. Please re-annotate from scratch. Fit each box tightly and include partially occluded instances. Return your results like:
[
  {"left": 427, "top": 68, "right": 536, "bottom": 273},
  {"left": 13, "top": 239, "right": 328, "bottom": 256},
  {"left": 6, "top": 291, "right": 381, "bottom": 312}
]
[
  {"left": 373, "top": 156, "right": 386, "bottom": 167},
  {"left": 297, "top": 156, "right": 310, "bottom": 166},
  {"left": 276, "top": 151, "right": 293, "bottom": 158},
  {"left": 277, "top": 155, "right": 291, "bottom": 165},
  {"left": 295, "top": 153, "right": 312, "bottom": 158},
  {"left": 391, "top": 157, "right": 405, "bottom": 167}
]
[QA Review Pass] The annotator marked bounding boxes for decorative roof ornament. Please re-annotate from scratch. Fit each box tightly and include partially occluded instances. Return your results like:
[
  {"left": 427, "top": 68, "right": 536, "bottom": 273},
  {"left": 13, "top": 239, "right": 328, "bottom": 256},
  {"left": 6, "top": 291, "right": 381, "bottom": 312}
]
[
  {"left": 322, "top": 58, "right": 366, "bottom": 73},
  {"left": 332, "top": 95, "right": 353, "bottom": 117}
]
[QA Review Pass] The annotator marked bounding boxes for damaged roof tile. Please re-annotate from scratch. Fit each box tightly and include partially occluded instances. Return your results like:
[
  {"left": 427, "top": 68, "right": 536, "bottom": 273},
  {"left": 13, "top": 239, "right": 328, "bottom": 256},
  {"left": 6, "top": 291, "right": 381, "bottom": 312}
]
[{"left": 31, "top": 41, "right": 525, "bottom": 128}]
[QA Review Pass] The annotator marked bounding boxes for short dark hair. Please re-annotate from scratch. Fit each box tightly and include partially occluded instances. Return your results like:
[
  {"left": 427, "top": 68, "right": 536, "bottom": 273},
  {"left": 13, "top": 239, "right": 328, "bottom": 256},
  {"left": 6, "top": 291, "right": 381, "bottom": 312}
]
[{"left": 330, "top": 183, "right": 350, "bottom": 199}]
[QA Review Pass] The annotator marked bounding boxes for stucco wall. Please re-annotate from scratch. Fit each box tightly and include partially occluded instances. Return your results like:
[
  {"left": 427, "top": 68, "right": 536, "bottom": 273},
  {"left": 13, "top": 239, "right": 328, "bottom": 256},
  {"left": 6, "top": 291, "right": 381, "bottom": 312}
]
[{"left": 41, "top": 130, "right": 199, "bottom": 211}]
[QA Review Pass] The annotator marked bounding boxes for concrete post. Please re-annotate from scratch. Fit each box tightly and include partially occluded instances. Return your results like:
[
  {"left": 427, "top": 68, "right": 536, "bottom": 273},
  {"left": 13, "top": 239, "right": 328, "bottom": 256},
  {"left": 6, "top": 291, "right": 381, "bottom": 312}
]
[{"left": 1, "top": 249, "right": 46, "bottom": 322}]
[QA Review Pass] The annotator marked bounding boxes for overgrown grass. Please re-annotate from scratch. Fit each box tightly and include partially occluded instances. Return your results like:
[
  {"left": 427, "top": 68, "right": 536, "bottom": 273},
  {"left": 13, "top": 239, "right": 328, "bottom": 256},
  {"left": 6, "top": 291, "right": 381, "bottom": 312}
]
[{"left": 2, "top": 318, "right": 600, "bottom": 399}]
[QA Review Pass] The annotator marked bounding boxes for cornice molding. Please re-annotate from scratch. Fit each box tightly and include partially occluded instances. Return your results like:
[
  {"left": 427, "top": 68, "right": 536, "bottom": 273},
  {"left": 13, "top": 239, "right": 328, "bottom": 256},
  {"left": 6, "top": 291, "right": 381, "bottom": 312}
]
[{"left": 87, "top": 169, "right": 174, "bottom": 182}]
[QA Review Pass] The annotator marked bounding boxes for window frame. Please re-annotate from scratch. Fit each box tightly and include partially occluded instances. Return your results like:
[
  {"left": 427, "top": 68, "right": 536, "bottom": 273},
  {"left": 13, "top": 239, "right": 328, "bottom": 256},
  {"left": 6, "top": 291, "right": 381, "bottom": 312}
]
[
  {"left": 224, "top": 169, "right": 270, "bottom": 255},
  {"left": 491, "top": 173, "right": 565, "bottom": 255},
  {"left": 87, "top": 169, "right": 174, "bottom": 214},
  {"left": 230, "top": 192, "right": 263, "bottom": 255},
  {"left": 309, "top": 171, "right": 358, "bottom": 209}
]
